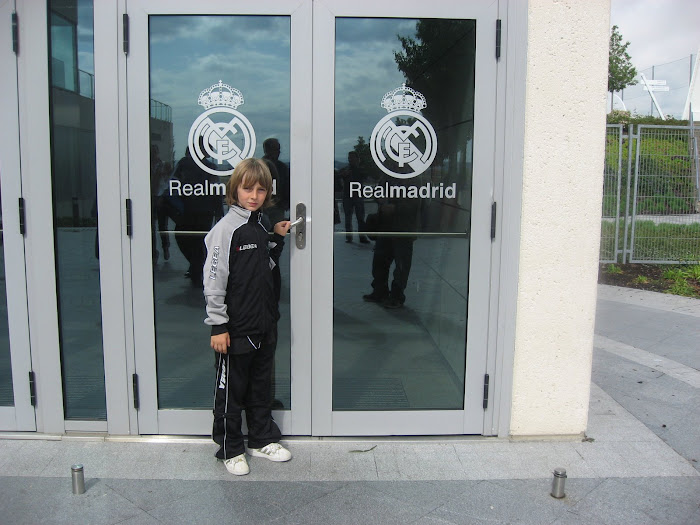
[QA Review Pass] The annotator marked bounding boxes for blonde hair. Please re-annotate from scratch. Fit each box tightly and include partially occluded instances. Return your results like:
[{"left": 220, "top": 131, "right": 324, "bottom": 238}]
[{"left": 226, "top": 157, "right": 274, "bottom": 207}]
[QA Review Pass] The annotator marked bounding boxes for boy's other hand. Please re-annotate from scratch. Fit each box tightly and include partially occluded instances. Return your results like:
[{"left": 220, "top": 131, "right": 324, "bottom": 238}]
[
  {"left": 274, "top": 220, "right": 292, "bottom": 236},
  {"left": 211, "top": 333, "right": 230, "bottom": 354}
]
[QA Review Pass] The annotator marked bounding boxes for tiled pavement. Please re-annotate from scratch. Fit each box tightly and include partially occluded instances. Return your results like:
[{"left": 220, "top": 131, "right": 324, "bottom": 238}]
[{"left": 0, "top": 284, "right": 698, "bottom": 524}]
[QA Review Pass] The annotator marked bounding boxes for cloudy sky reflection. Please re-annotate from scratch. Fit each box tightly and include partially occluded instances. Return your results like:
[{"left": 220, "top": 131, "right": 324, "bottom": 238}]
[
  {"left": 335, "top": 18, "right": 418, "bottom": 162},
  {"left": 149, "top": 15, "right": 291, "bottom": 162},
  {"left": 149, "top": 15, "right": 423, "bottom": 166}
]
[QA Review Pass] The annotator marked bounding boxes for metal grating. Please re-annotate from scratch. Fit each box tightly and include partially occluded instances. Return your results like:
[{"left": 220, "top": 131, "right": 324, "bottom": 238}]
[
  {"left": 63, "top": 376, "right": 107, "bottom": 419},
  {"left": 630, "top": 126, "right": 700, "bottom": 263},
  {"left": 601, "top": 125, "right": 624, "bottom": 263},
  {"left": 158, "top": 377, "right": 213, "bottom": 409},
  {"left": 333, "top": 377, "right": 410, "bottom": 410},
  {"left": 601, "top": 124, "right": 700, "bottom": 264}
]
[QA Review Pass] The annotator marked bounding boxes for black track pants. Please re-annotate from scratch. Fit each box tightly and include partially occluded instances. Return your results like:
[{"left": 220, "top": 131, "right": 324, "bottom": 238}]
[
  {"left": 371, "top": 236, "right": 414, "bottom": 303},
  {"left": 342, "top": 197, "right": 367, "bottom": 237},
  {"left": 212, "top": 340, "right": 281, "bottom": 459}
]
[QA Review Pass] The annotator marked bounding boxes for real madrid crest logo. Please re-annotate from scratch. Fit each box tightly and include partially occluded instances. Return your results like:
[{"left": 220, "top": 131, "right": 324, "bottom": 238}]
[
  {"left": 370, "top": 84, "right": 437, "bottom": 179},
  {"left": 187, "top": 80, "right": 256, "bottom": 176}
]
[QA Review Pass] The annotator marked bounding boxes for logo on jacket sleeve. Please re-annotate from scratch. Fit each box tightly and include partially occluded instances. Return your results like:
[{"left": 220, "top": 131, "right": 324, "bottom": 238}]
[
  {"left": 236, "top": 243, "right": 257, "bottom": 251},
  {"left": 209, "top": 246, "right": 220, "bottom": 280}
]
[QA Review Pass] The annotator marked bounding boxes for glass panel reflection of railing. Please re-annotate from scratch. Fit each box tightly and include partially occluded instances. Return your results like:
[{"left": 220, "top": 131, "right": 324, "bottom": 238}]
[
  {"left": 50, "top": 57, "right": 68, "bottom": 90},
  {"left": 78, "top": 69, "right": 94, "bottom": 99},
  {"left": 50, "top": 60, "right": 94, "bottom": 99},
  {"left": 150, "top": 99, "right": 172, "bottom": 122},
  {"left": 49, "top": 66, "right": 172, "bottom": 125}
]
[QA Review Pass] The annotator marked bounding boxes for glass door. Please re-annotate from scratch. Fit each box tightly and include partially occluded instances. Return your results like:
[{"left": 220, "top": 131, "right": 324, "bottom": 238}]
[
  {"left": 126, "top": 0, "right": 312, "bottom": 435},
  {"left": 0, "top": 0, "right": 36, "bottom": 431},
  {"left": 125, "top": 0, "right": 496, "bottom": 437},
  {"left": 312, "top": 0, "right": 498, "bottom": 435}
]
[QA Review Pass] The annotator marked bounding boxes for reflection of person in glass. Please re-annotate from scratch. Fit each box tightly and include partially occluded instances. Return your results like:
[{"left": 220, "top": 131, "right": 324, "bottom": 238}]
[
  {"left": 151, "top": 144, "right": 176, "bottom": 262},
  {"left": 204, "top": 158, "right": 292, "bottom": 476},
  {"left": 339, "top": 151, "right": 371, "bottom": 243},
  {"left": 363, "top": 179, "right": 419, "bottom": 309},
  {"left": 150, "top": 144, "right": 165, "bottom": 264},
  {"left": 262, "top": 138, "right": 290, "bottom": 225},
  {"left": 172, "top": 143, "right": 223, "bottom": 285},
  {"left": 261, "top": 138, "right": 290, "bottom": 410}
]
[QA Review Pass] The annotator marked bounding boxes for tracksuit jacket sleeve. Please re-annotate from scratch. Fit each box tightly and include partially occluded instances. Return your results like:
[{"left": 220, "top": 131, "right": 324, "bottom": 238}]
[
  {"left": 268, "top": 233, "right": 285, "bottom": 269},
  {"left": 203, "top": 223, "right": 233, "bottom": 336}
]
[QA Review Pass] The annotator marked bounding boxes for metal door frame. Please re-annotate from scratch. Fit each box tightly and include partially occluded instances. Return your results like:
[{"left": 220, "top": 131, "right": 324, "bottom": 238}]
[
  {"left": 0, "top": 0, "right": 36, "bottom": 431},
  {"left": 311, "top": 0, "right": 500, "bottom": 436},
  {"left": 120, "top": 0, "right": 313, "bottom": 435},
  {"left": 98, "top": 0, "right": 520, "bottom": 437}
]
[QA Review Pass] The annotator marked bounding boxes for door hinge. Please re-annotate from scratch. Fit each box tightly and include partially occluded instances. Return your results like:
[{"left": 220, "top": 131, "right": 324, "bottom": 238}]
[
  {"left": 11, "top": 12, "right": 19, "bottom": 54},
  {"left": 482, "top": 374, "right": 490, "bottom": 410},
  {"left": 18, "top": 197, "right": 26, "bottom": 235},
  {"left": 495, "top": 19, "right": 502, "bottom": 60},
  {"left": 490, "top": 201, "right": 497, "bottom": 240},
  {"left": 122, "top": 13, "right": 129, "bottom": 55},
  {"left": 29, "top": 371, "right": 37, "bottom": 407},
  {"left": 125, "top": 198, "right": 133, "bottom": 236},
  {"left": 132, "top": 373, "right": 140, "bottom": 409}
]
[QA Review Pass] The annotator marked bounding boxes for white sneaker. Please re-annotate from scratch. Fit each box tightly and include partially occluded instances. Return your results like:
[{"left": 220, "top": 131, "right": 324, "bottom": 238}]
[
  {"left": 223, "top": 454, "right": 249, "bottom": 475},
  {"left": 248, "top": 443, "right": 292, "bottom": 462}
]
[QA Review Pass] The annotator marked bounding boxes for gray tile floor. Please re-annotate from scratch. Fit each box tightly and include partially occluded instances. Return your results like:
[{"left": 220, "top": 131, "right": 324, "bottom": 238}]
[{"left": 0, "top": 284, "right": 699, "bottom": 524}]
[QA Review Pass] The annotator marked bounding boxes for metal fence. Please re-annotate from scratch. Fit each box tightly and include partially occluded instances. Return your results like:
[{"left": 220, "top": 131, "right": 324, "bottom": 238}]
[
  {"left": 600, "top": 123, "right": 700, "bottom": 264},
  {"left": 600, "top": 125, "right": 624, "bottom": 263}
]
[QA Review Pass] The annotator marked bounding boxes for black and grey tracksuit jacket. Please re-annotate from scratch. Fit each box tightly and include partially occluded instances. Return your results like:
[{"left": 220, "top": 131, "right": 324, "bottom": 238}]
[{"left": 203, "top": 205, "right": 284, "bottom": 345}]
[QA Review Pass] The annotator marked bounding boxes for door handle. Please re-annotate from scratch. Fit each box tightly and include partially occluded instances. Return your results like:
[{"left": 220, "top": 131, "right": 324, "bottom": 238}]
[{"left": 293, "top": 203, "right": 306, "bottom": 249}]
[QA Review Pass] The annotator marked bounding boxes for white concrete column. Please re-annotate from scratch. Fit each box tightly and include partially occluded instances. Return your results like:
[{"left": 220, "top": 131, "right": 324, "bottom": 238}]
[{"left": 510, "top": 0, "right": 610, "bottom": 436}]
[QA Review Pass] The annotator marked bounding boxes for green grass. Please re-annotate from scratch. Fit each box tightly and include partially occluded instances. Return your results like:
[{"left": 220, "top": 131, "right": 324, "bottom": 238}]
[
  {"left": 606, "top": 264, "right": 623, "bottom": 274},
  {"left": 656, "top": 264, "right": 700, "bottom": 297},
  {"left": 666, "top": 279, "right": 696, "bottom": 297},
  {"left": 601, "top": 220, "right": 700, "bottom": 263},
  {"left": 663, "top": 268, "right": 686, "bottom": 280},
  {"left": 686, "top": 265, "right": 700, "bottom": 280}
]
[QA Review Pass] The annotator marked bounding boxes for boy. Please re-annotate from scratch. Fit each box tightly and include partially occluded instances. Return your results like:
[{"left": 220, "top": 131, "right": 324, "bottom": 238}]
[{"left": 203, "top": 158, "right": 292, "bottom": 476}]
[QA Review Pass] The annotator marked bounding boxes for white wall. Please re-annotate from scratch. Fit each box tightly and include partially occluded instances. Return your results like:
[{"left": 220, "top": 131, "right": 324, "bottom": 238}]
[{"left": 510, "top": 0, "right": 610, "bottom": 436}]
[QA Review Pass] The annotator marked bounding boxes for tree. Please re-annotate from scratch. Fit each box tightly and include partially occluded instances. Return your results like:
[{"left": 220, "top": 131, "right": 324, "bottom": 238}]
[
  {"left": 608, "top": 25, "right": 637, "bottom": 111},
  {"left": 352, "top": 136, "right": 382, "bottom": 182},
  {"left": 394, "top": 20, "right": 476, "bottom": 137}
]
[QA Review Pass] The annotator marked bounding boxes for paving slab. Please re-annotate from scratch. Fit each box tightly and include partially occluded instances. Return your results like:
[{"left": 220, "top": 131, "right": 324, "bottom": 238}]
[
  {"left": 426, "top": 478, "right": 602, "bottom": 525},
  {"left": 552, "top": 477, "right": 700, "bottom": 525},
  {"left": 595, "top": 335, "right": 700, "bottom": 388},
  {"left": 592, "top": 341, "right": 700, "bottom": 474},
  {"left": 0, "top": 477, "right": 145, "bottom": 525},
  {"left": 267, "top": 481, "right": 433, "bottom": 525},
  {"left": 596, "top": 284, "right": 700, "bottom": 317}
]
